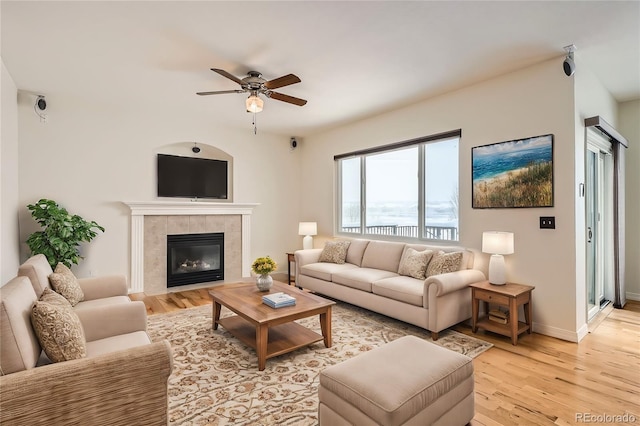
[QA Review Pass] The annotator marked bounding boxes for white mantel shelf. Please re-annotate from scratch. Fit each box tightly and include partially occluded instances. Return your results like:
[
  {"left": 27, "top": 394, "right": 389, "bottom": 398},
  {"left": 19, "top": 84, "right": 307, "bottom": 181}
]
[
  {"left": 123, "top": 201, "right": 259, "bottom": 293},
  {"left": 124, "top": 201, "right": 259, "bottom": 216}
]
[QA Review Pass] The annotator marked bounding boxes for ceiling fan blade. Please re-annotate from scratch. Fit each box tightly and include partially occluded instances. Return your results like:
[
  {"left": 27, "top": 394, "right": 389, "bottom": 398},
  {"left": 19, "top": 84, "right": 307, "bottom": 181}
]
[
  {"left": 197, "top": 89, "right": 246, "bottom": 96},
  {"left": 268, "top": 91, "right": 307, "bottom": 106},
  {"left": 264, "top": 74, "right": 301, "bottom": 90},
  {"left": 211, "top": 68, "right": 245, "bottom": 86}
]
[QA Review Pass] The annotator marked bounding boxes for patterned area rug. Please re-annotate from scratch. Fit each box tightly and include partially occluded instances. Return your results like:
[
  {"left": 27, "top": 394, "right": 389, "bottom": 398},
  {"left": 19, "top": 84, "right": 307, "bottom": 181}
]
[{"left": 147, "top": 301, "right": 492, "bottom": 425}]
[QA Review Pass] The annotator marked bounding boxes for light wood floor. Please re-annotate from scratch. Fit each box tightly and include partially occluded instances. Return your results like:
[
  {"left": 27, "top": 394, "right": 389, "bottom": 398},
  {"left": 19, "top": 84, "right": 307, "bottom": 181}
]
[{"left": 132, "top": 289, "right": 640, "bottom": 425}]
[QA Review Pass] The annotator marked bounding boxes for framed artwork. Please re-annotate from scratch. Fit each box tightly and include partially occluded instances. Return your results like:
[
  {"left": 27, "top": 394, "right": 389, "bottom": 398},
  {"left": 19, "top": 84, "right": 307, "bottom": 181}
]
[{"left": 472, "top": 134, "right": 554, "bottom": 208}]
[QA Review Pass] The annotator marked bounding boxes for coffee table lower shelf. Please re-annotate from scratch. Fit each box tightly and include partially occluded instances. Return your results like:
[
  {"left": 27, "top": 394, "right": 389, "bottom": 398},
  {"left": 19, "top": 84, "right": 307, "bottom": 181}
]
[{"left": 218, "top": 316, "right": 324, "bottom": 361}]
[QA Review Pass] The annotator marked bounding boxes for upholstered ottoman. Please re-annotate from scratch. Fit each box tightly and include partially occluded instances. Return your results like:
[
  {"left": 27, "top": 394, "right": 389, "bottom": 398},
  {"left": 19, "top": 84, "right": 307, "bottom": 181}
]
[{"left": 318, "top": 335, "right": 474, "bottom": 426}]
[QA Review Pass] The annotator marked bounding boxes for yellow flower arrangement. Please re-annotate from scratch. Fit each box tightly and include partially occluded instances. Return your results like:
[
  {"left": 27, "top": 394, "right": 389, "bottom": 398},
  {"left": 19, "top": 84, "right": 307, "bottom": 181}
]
[{"left": 251, "top": 256, "right": 277, "bottom": 275}]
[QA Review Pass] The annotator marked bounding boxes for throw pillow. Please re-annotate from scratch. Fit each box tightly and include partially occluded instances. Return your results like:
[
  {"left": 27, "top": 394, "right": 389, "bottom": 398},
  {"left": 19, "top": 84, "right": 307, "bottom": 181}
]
[
  {"left": 39, "top": 287, "right": 72, "bottom": 307},
  {"left": 398, "top": 248, "right": 434, "bottom": 280},
  {"left": 30, "top": 300, "right": 87, "bottom": 363},
  {"left": 426, "top": 251, "right": 463, "bottom": 277},
  {"left": 49, "top": 263, "right": 84, "bottom": 306},
  {"left": 318, "top": 241, "right": 351, "bottom": 264}
]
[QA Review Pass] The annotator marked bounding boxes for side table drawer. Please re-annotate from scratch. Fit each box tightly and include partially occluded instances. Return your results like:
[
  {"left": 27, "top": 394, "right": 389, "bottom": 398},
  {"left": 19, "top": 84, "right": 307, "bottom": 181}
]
[{"left": 474, "top": 289, "right": 509, "bottom": 305}]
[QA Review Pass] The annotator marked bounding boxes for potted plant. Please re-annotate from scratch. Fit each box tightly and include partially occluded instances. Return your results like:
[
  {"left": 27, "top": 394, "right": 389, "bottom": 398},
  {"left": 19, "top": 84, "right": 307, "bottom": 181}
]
[
  {"left": 251, "top": 256, "right": 277, "bottom": 291},
  {"left": 26, "top": 198, "right": 105, "bottom": 268}
]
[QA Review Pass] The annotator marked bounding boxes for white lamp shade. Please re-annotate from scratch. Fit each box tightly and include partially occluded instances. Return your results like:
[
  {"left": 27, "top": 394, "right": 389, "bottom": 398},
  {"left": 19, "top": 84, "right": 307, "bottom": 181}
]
[
  {"left": 298, "top": 222, "right": 317, "bottom": 236},
  {"left": 482, "top": 231, "right": 514, "bottom": 255}
]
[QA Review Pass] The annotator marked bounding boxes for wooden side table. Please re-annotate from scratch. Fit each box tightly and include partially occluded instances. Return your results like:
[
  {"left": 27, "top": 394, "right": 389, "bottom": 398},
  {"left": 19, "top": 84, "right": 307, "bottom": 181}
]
[
  {"left": 286, "top": 252, "right": 296, "bottom": 286},
  {"left": 470, "top": 280, "right": 534, "bottom": 345}
]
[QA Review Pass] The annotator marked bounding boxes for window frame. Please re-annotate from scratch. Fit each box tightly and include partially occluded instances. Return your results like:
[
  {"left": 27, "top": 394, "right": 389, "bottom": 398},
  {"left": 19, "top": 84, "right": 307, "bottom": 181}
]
[{"left": 335, "top": 129, "right": 461, "bottom": 242}]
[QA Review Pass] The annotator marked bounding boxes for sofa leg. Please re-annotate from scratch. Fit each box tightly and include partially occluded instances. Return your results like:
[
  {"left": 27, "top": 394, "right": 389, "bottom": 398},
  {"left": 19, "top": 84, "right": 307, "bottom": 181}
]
[{"left": 431, "top": 331, "right": 439, "bottom": 341}]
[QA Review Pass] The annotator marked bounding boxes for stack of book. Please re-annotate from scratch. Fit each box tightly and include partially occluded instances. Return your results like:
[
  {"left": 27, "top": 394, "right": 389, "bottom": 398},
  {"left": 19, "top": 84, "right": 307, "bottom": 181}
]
[
  {"left": 488, "top": 309, "right": 509, "bottom": 324},
  {"left": 262, "top": 292, "right": 296, "bottom": 309}
]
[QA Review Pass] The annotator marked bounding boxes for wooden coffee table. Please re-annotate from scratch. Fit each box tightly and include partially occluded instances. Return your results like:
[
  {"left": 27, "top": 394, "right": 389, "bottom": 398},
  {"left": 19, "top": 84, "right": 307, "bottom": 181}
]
[{"left": 209, "top": 281, "right": 335, "bottom": 370}]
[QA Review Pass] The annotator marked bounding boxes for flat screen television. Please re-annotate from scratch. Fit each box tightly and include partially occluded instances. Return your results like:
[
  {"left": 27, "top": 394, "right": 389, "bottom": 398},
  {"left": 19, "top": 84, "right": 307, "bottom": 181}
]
[{"left": 157, "top": 154, "right": 228, "bottom": 199}]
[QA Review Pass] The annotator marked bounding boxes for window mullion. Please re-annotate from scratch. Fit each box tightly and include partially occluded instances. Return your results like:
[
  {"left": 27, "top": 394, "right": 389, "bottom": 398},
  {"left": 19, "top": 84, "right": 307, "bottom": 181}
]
[
  {"left": 360, "top": 156, "right": 366, "bottom": 235},
  {"left": 418, "top": 144, "right": 425, "bottom": 239}
]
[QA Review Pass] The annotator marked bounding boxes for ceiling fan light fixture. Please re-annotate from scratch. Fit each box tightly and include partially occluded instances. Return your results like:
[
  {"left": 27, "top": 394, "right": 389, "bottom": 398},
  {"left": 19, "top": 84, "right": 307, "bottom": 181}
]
[{"left": 246, "top": 93, "right": 264, "bottom": 113}]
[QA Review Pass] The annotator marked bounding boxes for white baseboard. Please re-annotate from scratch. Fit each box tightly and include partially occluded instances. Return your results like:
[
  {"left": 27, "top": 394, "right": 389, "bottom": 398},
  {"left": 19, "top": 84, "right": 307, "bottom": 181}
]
[
  {"left": 626, "top": 292, "right": 640, "bottom": 301},
  {"left": 532, "top": 322, "right": 586, "bottom": 343}
]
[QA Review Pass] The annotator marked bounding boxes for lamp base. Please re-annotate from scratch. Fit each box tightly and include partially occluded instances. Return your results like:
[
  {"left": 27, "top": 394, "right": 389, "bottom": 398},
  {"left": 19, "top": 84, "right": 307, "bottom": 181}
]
[
  {"left": 302, "top": 235, "right": 314, "bottom": 250},
  {"left": 488, "top": 254, "right": 507, "bottom": 285}
]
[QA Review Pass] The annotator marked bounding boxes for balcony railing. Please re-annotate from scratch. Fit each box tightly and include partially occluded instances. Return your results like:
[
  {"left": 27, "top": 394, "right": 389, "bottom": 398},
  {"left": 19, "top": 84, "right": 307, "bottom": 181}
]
[{"left": 341, "top": 225, "right": 458, "bottom": 241}]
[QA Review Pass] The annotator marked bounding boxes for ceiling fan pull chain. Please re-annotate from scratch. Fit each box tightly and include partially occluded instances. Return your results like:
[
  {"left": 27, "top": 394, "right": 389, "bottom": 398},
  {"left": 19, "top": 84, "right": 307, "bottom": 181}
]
[{"left": 253, "top": 112, "right": 258, "bottom": 135}]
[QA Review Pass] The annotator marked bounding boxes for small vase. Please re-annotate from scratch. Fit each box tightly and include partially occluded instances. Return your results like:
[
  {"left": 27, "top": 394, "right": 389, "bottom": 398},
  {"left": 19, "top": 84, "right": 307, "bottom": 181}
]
[{"left": 256, "top": 274, "right": 273, "bottom": 292}]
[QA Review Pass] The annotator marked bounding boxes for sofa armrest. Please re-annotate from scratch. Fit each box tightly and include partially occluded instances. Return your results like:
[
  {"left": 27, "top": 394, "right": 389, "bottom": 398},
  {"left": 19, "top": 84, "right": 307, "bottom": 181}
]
[
  {"left": 294, "top": 248, "right": 323, "bottom": 267},
  {"left": 78, "top": 275, "right": 128, "bottom": 300},
  {"left": 76, "top": 301, "right": 148, "bottom": 342},
  {"left": 425, "top": 269, "right": 486, "bottom": 298},
  {"left": 0, "top": 340, "right": 173, "bottom": 425}
]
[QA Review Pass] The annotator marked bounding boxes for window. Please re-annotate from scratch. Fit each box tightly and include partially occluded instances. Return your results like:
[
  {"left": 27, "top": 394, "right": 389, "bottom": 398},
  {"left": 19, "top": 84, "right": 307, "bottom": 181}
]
[{"left": 336, "top": 130, "right": 460, "bottom": 241}]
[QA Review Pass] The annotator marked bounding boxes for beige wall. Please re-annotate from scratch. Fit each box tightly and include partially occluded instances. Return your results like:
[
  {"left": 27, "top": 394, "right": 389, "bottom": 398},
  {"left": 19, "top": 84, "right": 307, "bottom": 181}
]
[
  {"left": 619, "top": 100, "right": 640, "bottom": 300},
  {"left": 1, "top": 59, "right": 20, "bottom": 285},
  {"left": 15, "top": 89, "right": 302, "bottom": 283},
  {"left": 300, "top": 57, "right": 588, "bottom": 340}
]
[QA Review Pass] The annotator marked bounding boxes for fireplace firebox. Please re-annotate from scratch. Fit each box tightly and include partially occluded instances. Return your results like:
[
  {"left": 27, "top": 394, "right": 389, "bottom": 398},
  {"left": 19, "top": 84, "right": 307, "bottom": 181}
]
[{"left": 167, "top": 233, "right": 224, "bottom": 287}]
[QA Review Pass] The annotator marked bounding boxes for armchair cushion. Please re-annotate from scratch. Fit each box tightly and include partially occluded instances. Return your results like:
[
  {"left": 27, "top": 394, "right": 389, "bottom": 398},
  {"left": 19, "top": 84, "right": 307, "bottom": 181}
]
[
  {"left": 39, "top": 287, "right": 71, "bottom": 307},
  {"left": 0, "top": 277, "right": 41, "bottom": 374},
  {"left": 31, "top": 300, "right": 86, "bottom": 363},
  {"left": 49, "top": 263, "right": 84, "bottom": 306}
]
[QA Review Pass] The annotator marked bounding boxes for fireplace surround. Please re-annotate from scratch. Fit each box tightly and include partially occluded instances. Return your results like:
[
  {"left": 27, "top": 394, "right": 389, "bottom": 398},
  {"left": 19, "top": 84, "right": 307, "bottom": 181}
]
[{"left": 124, "top": 201, "right": 258, "bottom": 294}]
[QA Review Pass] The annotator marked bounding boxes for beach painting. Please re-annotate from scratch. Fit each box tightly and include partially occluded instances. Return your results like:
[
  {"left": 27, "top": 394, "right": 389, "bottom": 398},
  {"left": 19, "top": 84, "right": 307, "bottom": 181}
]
[{"left": 472, "top": 134, "right": 553, "bottom": 208}]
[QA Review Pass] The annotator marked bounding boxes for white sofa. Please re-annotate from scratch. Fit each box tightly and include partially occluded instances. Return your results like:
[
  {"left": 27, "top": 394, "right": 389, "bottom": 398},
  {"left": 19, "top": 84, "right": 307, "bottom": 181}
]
[{"left": 295, "top": 239, "right": 486, "bottom": 339}]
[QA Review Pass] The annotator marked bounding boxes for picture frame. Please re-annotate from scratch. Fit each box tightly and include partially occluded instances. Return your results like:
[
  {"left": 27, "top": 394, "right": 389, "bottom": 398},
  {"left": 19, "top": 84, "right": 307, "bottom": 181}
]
[{"left": 472, "top": 134, "right": 554, "bottom": 208}]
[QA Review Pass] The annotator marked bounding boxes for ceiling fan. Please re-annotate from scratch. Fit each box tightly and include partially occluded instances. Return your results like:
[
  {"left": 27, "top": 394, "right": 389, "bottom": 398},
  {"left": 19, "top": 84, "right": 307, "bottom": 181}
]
[{"left": 197, "top": 68, "right": 307, "bottom": 113}]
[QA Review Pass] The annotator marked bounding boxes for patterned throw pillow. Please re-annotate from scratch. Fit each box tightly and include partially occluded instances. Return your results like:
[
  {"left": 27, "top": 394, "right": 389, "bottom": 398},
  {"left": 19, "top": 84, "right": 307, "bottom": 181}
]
[
  {"left": 39, "top": 287, "right": 72, "bottom": 307},
  {"left": 30, "top": 300, "right": 87, "bottom": 363},
  {"left": 318, "top": 241, "right": 351, "bottom": 264},
  {"left": 426, "top": 251, "right": 463, "bottom": 277},
  {"left": 398, "top": 248, "right": 434, "bottom": 280},
  {"left": 49, "top": 263, "right": 84, "bottom": 306}
]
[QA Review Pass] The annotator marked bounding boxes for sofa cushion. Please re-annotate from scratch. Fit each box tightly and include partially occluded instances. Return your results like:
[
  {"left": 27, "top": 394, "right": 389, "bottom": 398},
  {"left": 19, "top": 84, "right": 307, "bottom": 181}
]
[
  {"left": 406, "top": 244, "right": 474, "bottom": 270},
  {"left": 426, "top": 251, "right": 463, "bottom": 277},
  {"left": 0, "top": 277, "right": 42, "bottom": 374},
  {"left": 361, "top": 241, "right": 406, "bottom": 273},
  {"left": 319, "top": 241, "right": 351, "bottom": 264},
  {"left": 49, "top": 263, "right": 85, "bottom": 306},
  {"left": 332, "top": 268, "right": 398, "bottom": 293},
  {"left": 30, "top": 300, "right": 87, "bottom": 363},
  {"left": 372, "top": 276, "right": 424, "bottom": 307},
  {"left": 345, "top": 239, "right": 370, "bottom": 267},
  {"left": 398, "top": 248, "right": 434, "bottom": 280},
  {"left": 300, "top": 262, "right": 358, "bottom": 282}
]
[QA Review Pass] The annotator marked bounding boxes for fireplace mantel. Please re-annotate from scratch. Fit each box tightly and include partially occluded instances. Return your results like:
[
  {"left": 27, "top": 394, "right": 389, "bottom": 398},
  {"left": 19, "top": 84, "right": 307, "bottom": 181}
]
[{"left": 124, "top": 201, "right": 259, "bottom": 293}]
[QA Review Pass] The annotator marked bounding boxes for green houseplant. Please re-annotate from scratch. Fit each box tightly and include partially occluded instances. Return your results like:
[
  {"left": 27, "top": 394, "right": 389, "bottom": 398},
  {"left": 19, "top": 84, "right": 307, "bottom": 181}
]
[{"left": 26, "top": 198, "right": 105, "bottom": 268}]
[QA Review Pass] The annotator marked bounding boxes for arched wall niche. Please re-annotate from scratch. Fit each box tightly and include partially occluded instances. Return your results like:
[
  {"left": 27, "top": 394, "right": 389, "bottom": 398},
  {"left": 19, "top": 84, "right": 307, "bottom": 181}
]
[{"left": 155, "top": 142, "right": 234, "bottom": 202}]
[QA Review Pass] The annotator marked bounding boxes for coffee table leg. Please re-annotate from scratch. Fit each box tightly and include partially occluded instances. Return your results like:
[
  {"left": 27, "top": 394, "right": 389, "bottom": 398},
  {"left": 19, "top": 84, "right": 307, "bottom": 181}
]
[
  {"left": 213, "top": 301, "right": 221, "bottom": 331},
  {"left": 320, "top": 308, "right": 332, "bottom": 348},
  {"left": 256, "top": 324, "right": 268, "bottom": 371}
]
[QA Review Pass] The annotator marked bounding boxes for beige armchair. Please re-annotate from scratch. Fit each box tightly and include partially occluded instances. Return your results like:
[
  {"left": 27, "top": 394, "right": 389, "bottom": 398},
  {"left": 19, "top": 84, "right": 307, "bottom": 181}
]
[{"left": 0, "top": 276, "right": 173, "bottom": 425}]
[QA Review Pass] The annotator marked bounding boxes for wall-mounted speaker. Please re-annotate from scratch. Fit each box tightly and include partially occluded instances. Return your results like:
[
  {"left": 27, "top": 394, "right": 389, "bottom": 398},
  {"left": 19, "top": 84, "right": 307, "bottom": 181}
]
[{"left": 290, "top": 137, "right": 298, "bottom": 150}]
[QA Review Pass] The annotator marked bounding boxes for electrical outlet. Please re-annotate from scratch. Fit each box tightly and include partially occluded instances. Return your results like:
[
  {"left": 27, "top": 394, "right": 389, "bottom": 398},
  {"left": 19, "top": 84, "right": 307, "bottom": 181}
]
[{"left": 540, "top": 216, "right": 556, "bottom": 229}]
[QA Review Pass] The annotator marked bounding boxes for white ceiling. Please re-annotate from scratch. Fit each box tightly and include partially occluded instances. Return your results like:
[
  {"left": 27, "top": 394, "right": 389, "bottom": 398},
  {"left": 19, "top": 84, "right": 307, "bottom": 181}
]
[{"left": 2, "top": 1, "right": 639, "bottom": 137}]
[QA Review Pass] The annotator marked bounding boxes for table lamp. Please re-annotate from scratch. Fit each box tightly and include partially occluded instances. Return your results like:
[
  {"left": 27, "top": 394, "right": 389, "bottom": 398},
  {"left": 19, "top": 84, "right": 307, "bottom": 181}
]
[
  {"left": 299, "top": 222, "right": 317, "bottom": 250},
  {"left": 482, "top": 231, "right": 514, "bottom": 285}
]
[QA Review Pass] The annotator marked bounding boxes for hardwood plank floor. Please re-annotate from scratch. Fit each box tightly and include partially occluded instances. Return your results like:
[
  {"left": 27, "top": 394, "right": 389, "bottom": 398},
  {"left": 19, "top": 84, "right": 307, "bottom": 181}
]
[{"left": 132, "top": 288, "right": 640, "bottom": 425}]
